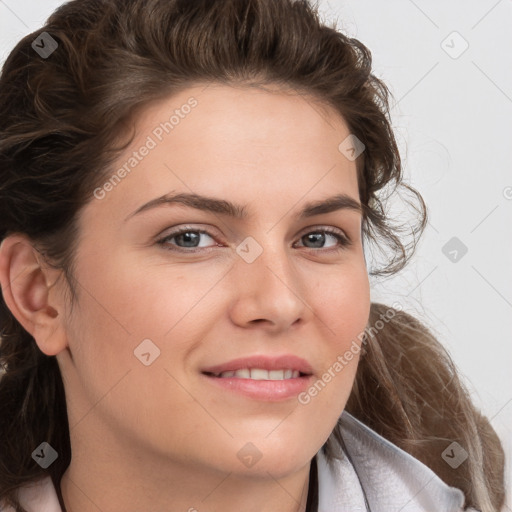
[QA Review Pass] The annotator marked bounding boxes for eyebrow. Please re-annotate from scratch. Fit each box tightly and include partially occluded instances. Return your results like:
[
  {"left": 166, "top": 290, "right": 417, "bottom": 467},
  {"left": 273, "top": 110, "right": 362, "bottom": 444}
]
[{"left": 124, "top": 191, "right": 363, "bottom": 222}]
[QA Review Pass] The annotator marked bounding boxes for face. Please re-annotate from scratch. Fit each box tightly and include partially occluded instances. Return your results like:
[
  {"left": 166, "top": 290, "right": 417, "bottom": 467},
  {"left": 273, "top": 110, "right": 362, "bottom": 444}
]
[{"left": 57, "top": 83, "right": 371, "bottom": 479}]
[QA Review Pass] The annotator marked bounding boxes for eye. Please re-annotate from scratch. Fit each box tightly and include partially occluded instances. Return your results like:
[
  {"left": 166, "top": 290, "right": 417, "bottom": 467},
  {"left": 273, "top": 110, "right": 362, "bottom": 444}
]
[
  {"left": 294, "top": 227, "right": 352, "bottom": 252},
  {"left": 157, "top": 226, "right": 219, "bottom": 253},
  {"left": 157, "top": 226, "right": 352, "bottom": 253}
]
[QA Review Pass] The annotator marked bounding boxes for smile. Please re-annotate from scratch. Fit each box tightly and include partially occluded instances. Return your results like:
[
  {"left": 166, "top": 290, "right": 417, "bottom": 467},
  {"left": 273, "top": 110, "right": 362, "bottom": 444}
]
[{"left": 208, "top": 368, "right": 302, "bottom": 380}]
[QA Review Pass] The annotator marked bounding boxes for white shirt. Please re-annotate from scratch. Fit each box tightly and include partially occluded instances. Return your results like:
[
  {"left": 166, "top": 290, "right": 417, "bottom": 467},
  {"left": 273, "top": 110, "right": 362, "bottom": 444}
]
[{"left": 2, "top": 411, "right": 477, "bottom": 512}]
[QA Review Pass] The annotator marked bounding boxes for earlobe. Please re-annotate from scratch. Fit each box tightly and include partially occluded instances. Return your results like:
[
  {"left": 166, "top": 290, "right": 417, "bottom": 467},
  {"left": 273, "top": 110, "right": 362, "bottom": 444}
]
[{"left": 0, "top": 234, "right": 68, "bottom": 356}]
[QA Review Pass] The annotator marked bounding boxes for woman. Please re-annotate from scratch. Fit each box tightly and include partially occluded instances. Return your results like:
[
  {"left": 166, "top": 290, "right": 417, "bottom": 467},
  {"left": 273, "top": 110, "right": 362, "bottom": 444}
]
[{"left": 0, "top": 0, "right": 505, "bottom": 511}]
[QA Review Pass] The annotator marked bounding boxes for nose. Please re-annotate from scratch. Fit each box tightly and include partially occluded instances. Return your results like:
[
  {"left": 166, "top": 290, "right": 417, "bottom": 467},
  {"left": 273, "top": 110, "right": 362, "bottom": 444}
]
[{"left": 227, "top": 239, "right": 310, "bottom": 332}]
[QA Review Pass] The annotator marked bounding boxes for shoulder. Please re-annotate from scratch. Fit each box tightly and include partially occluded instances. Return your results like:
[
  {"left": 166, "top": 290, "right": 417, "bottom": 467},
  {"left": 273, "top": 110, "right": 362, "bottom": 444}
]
[
  {"left": 316, "top": 411, "right": 478, "bottom": 512},
  {"left": 0, "top": 476, "right": 61, "bottom": 512}
]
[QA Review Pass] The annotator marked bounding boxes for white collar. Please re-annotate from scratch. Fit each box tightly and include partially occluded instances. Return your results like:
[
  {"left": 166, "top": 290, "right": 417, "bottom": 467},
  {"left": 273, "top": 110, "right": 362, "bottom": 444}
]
[
  {"left": 316, "top": 410, "right": 473, "bottom": 512},
  {"left": 11, "top": 412, "right": 473, "bottom": 512}
]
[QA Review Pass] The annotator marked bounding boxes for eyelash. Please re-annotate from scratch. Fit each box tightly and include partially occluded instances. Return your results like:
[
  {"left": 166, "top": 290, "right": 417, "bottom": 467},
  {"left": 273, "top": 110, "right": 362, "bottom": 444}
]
[{"left": 156, "top": 225, "right": 352, "bottom": 254}]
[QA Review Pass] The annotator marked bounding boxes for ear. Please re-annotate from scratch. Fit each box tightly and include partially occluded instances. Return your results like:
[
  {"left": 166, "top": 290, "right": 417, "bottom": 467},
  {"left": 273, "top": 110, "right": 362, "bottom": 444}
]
[{"left": 0, "top": 234, "right": 68, "bottom": 356}]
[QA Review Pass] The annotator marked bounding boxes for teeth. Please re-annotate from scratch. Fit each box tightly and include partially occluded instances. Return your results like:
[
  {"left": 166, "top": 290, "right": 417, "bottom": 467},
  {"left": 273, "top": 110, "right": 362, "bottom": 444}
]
[
  {"left": 216, "top": 368, "right": 301, "bottom": 380},
  {"left": 251, "top": 368, "right": 269, "bottom": 380}
]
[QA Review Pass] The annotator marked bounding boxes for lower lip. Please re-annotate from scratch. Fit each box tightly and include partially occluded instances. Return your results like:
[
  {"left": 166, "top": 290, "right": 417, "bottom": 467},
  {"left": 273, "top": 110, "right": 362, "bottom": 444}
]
[{"left": 201, "top": 373, "right": 313, "bottom": 401}]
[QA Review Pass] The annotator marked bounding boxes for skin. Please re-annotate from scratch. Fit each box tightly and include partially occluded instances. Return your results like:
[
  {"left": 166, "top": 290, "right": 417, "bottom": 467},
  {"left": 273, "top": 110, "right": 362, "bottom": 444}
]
[{"left": 0, "top": 83, "right": 371, "bottom": 512}]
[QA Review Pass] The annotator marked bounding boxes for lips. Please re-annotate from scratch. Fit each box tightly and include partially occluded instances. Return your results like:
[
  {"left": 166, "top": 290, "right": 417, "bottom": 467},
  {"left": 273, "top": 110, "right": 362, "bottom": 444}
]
[
  {"left": 201, "top": 354, "right": 314, "bottom": 378},
  {"left": 200, "top": 354, "right": 314, "bottom": 401}
]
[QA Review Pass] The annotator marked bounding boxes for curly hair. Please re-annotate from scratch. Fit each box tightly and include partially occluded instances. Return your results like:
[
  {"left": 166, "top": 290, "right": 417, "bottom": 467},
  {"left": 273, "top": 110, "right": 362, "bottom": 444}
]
[{"left": 0, "top": 1, "right": 505, "bottom": 510}]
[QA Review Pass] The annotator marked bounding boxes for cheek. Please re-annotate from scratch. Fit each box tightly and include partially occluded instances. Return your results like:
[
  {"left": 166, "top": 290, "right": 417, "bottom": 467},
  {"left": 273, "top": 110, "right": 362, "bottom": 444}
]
[
  {"left": 61, "top": 252, "right": 228, "bottom": 418},
  {"left": 60, "top": 262, "right": 210, "bottom": 450},
  {"left": 310, "top": 260, "right": 371, "bottom": 345},
  {"left": 67, "top": 246, "right": 217, "bottom": 351},
  {"left": 302, "top": 262, "right": 370, "bottom": 408}
]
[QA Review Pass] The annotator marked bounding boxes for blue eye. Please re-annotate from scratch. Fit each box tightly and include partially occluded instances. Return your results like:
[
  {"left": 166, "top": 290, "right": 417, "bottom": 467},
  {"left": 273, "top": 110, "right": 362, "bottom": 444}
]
[
  {"left": 157, "top": 226, "right": 351, "bottom": 253},
  {"left": 157, "top": 228, "right": 217, "bottom": 253},
  {"left": 296, "top": 229, "right": 351, "bottom": 251}
]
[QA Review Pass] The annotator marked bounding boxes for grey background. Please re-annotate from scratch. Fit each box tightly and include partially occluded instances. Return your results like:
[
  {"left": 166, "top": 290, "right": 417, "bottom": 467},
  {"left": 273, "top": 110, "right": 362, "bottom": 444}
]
[{"left": 1, "top": 0, "right": 510, "bottom": 507}]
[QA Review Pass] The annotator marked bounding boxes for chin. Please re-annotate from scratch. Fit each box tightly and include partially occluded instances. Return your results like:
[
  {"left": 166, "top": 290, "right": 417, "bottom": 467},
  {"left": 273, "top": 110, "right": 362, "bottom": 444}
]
[
  {"left": 228, "top": 436, "right": 317, "bottom": 480},
  {"left": 229, "top": 456, "right": 311, "bottom": 481}
]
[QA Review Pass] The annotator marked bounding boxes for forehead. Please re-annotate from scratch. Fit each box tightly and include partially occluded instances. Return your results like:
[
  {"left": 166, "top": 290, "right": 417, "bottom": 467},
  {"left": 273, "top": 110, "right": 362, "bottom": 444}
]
[
  {"left": 84, "top": 83, "right": 360, "bottom": 225},
  {"left": 138, "top": 82, "right": 352, "bottom": 149}
]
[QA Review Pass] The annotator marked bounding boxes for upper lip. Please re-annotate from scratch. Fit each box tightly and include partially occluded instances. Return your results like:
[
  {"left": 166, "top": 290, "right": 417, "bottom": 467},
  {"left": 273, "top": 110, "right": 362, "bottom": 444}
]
[{"left": 201, "top": 354, "right": 314, "bottom": 376}]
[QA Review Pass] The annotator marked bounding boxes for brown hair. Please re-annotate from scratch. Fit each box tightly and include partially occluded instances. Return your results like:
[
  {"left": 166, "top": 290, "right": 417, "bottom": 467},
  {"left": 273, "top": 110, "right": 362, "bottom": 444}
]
[{"left": 0, "top": 0, "right": 504, "bottom": 510}]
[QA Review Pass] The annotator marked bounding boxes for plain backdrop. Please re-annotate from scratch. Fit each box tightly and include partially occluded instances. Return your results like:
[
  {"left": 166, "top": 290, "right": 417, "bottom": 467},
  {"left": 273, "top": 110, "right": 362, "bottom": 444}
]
[{"left": 1, "top": 0, "right": 511, "bottom": 506}]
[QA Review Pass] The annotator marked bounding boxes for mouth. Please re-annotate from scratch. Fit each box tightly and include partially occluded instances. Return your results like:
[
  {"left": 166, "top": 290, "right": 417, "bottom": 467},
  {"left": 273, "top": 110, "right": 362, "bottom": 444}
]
[
  {"left": 203, "top": 368, "right": 308, "bottom": 380},
  {"left": 200, "top": 355, "right": 314, "bottom": 401}
]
